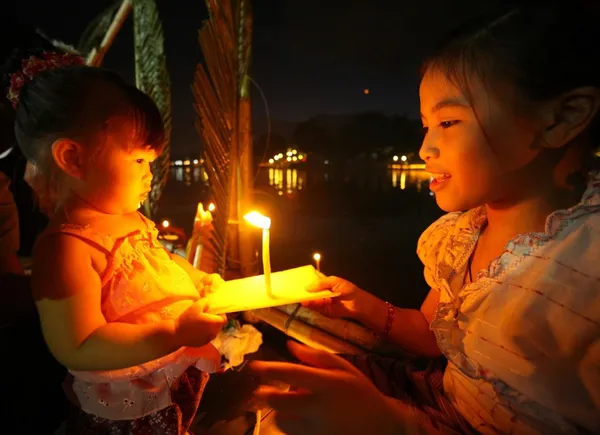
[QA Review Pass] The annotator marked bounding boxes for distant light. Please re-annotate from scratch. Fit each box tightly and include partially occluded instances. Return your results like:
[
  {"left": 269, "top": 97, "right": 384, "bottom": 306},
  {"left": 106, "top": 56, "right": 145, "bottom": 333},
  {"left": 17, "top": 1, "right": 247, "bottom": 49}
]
[
  {"left": 298, "top": 154, "right": 304, "bottom": 160},
  {"left": 274, "top": 155, "right": 280, "bottom": 160},
  {"left": 286, "top": 151, "right": 293, "bottom": 157},
  {"left": 193, "top": 159, "right": 199, "bottom": 165},
  {"left": 175, "top": 160, "right": 183, "bottom": 166},
  {"left": 162, "top": 220, "right": 170, "bottom": 228},
  {"left": 278, "top": 191, "right": 283, "bottom": 196},
  {"left": 292, "top": 149, "right": 297, "bottom": 155},
  {"left": 286, "top": 156, "right": 292, "bottom": 162},
  {"left": 363, "top": 88, "right": 370, "bottom": 95},
  {"left": 393, "top": 155, "right": 399, "bottom": 162},
  {"left": 208, "top": 203, "right": 216, "bottom": 212},
  {"left": 324, "top": 160, "right": 329, "bottom": 165},
  {"left": 429, "top": 191, "right": 435, "bottom": 196},
  {"left": 278, "top": 153, "right": 284, "bottom": 158},
  {"left": 401, "top": 155, "right": 407, "bottom": 162},
  {"left": 269, "top": 158, "right": 274, "bottom": 164},
  {"left": 183, "top": 159, "right": 191, "bottom": 166},
  {"left": 292, "top": 156, "right": 298, "bottom": 162}
]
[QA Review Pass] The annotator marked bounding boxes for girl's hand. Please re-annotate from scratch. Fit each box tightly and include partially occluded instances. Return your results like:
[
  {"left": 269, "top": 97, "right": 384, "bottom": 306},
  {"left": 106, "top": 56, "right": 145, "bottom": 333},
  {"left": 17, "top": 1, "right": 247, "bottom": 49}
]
[
  {"left": 175, "top": 299, "right": 225, "bottom": 347},
  {"left": 198, "top": 273, "right": 224, "bottom": 297},
  {"left": 303, "top": 275, "right": 375, "bottom": 321},
  {"left": 187, "top": 343, "right": 223, "bottom": 372},
  {"left": 249, "top": 342, "right": 417, "bottom": 435}
]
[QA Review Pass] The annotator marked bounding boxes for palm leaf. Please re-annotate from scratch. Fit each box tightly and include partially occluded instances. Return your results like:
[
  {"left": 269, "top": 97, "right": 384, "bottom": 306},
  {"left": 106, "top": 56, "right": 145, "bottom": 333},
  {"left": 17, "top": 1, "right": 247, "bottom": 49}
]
[
  {"left": 133, "top": 0, "right": 172, "bottom": 219},
  {"left": 193, "top": 0, "right": 254, "bottom": 276}
]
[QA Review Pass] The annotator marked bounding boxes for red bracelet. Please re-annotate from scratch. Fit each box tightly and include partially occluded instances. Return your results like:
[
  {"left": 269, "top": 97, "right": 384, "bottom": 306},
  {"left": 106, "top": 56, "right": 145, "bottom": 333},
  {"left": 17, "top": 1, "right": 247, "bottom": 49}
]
[{"left": 376, "top": 302, "right": 395, "bottom": 339}]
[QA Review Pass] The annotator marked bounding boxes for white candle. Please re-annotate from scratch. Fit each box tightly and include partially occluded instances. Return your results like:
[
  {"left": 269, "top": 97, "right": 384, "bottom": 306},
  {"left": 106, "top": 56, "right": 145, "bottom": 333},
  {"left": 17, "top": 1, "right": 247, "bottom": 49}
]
[
  {"left": 192, "top": 244, "right": 202, "bottom": 269},
  {"left": 263, "top": 228, "right": 271, "bottom": 295},
  {"left": 244, "top": 211, "right": 273, "bottom": 296}
]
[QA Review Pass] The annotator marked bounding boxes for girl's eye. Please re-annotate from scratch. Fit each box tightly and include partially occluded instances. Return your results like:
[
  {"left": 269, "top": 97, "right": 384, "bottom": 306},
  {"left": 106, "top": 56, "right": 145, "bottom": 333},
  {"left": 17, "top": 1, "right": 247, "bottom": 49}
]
[
  {"left": 440, "top": 120, "right": 459, "bottom": 129},
  {"left": 136, "top": 159, "right": 145, "bottom": 164}
]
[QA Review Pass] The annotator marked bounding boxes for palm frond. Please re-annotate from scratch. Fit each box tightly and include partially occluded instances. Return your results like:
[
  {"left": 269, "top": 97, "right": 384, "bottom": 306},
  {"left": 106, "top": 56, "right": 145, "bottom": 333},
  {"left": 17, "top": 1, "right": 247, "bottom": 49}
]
[
  {"left": 133, "top": 0, "right": 172, "bottom": 219},
  {"left": 193, "top": 0, "right": 254, "bottom": 276}
]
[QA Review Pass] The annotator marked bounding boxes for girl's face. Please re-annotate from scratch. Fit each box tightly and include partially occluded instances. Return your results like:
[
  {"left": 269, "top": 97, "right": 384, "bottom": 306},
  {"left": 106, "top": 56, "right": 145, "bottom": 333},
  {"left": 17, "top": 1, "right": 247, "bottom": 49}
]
[
  {"left": 419, "top": 68, "right": 544, "bottom": 212},
  {"left": 79, "top": 118, "right": 157, "bottom": 215}
]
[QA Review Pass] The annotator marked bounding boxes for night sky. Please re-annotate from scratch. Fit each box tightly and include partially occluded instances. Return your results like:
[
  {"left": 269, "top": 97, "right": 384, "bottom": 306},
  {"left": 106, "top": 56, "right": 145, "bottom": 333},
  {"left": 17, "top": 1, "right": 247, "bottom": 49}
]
[{"left": 7, "top": 0, "right": 503, "bottom": 156}]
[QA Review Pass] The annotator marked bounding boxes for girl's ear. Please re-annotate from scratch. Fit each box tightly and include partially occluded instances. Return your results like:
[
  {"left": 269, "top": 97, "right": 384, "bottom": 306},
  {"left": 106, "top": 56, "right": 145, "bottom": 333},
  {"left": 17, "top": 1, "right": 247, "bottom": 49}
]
[
  {"left": 51, "top": 139, "right": 86, "bottom": 180},
  {"left": 538, "top": 86, "right": 600, "bottom": 149}
]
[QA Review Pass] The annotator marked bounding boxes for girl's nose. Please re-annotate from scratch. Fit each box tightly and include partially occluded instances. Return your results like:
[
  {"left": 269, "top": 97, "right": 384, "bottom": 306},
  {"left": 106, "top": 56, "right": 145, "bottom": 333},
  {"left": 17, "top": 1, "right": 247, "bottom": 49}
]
[{"left": 419, "top": 135, "right": 440, "bottom": 161}]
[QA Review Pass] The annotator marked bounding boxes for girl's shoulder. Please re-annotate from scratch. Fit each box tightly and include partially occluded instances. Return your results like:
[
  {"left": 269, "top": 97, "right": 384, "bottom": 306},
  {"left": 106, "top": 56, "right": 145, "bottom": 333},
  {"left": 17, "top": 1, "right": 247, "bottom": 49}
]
[
  {"left": 416, "top": 208, "right": 484, "bottom": 290},
  {"left": 417, "top": 208, "right": 483, "bottom": 261}
]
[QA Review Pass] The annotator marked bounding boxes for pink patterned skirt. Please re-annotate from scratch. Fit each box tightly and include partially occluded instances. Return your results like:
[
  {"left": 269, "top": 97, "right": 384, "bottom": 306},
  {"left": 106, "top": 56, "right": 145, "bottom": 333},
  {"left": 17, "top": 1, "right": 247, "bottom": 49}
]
[{"left": 64, "top": 366, "right": 208, "bottom": 435}]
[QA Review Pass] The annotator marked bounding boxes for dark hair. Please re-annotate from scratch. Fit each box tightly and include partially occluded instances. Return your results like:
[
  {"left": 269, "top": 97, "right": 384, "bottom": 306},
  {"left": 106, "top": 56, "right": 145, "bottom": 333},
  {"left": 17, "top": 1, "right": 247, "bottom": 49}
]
[
  {"left": 14, "top": 66, "right": 164, "bottom": 164},
  {"left": 1, "top": 34, "right": 58, "bottom": 153},
  {"left": 421, "top": 0, "right": 600, "bottom": 145}
]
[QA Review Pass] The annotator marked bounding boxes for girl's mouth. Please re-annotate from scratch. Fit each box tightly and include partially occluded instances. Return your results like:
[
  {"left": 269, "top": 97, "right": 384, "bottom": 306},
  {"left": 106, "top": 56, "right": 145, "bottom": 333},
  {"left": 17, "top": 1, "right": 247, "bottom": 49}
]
[{"left": 428, "top": 173, "right": 451, "bottom": 191}]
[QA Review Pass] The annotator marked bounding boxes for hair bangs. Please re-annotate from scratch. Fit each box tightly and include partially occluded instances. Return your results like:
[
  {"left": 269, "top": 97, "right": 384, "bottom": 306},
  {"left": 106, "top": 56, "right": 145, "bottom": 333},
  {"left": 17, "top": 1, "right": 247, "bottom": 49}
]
[{"left": 122, "top": 85, "right": 165, "bottom": 153}]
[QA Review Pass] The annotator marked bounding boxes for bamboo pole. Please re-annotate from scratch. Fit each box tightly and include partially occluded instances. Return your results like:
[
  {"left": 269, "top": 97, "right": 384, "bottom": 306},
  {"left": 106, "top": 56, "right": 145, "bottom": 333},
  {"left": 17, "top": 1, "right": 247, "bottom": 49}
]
[
  {"left": 237, "top": 96, "right": 257, "bottom": 277},
  {"left": 250, "top": 308, "right": 365, "bottom": 356},
  {"left": 275, "top": 304, "right": 380, "bottom": 351},
  {"left": 86, "top": 0, "right": 133, "bottom": 67},
  {"left": 235, "top": 0, "right": 257, "bottom": 278}
]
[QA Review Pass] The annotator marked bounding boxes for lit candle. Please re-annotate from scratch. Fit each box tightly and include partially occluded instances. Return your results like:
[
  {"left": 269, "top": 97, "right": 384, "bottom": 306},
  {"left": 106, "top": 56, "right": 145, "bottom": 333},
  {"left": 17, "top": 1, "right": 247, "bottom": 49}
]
[
  {"left": 313, "top": 252, "right": 321, "bottom": 272},
  {"left": 244, "top": 211, "right": 272, "bottom": 295},
  {"left": 196, "top": 203, "right": 213, "bottom": 225},
  {"left": 191, "top": 203, "right": 214, "bottom": 268}
]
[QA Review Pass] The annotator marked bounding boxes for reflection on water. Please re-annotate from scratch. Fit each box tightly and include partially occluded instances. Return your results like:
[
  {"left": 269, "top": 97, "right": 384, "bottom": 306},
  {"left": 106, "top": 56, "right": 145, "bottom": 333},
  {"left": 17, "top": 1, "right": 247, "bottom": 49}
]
[
  {"left": 170, "top": 164, "right": 433, "bottom": 199},
  {"left": 389, "top": 169, "right": 431, "bottom": 192},
  {"left": 172, "top": 167, "right": 204, "bottom": 186},
  {"left": 269, "top": 168, "right": 305, "bottom": 195},
  {"left": 265, "top": 167, "right": 431, "bottom": 195}
]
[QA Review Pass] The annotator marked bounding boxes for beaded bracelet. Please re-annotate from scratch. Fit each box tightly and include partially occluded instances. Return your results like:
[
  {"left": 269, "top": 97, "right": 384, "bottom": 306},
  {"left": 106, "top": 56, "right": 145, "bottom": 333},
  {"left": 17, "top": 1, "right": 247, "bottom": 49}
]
[{"left": 375, "top": 301, "right": 395, "bottom": 339}]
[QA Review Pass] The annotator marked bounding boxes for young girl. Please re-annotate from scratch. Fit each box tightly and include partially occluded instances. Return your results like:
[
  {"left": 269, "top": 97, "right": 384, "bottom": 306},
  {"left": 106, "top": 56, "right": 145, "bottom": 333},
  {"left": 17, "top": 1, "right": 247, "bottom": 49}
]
[
  {"left": 251, "top": 2, "right": 600, "bottom": 434},
  {"left": 11, "top": 56, "right": 228, "bottom": 434}
]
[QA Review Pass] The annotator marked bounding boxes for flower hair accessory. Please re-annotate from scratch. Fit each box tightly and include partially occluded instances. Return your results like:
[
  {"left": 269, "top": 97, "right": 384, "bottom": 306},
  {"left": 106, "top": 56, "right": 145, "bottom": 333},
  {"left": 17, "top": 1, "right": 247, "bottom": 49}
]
[{"left": 7, "top": 51, "right": 85, "bottom": 108}]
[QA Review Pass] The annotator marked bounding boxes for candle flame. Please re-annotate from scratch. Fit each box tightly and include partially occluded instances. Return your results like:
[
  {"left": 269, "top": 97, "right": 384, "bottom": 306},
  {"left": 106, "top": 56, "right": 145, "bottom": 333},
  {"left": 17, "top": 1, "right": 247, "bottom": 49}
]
[
  {"left": 244, "top": 211, "right": 271, "bottom": 229},
  {"left": 162, "top": 220, "right": 170, "bottom": 228},
  {"left": 313, "top": 253, "right": 321, "bottom": 261},
  {"left": 208, "top": 203, "right": 216, "bottom": 212}
]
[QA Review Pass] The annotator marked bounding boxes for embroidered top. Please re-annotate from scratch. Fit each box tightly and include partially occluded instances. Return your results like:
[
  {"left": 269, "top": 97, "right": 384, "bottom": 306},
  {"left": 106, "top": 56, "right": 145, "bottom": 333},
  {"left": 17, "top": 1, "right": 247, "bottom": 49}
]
[
  {"left": 417, "top": 172, "right": 600, "bottom": 434},
  {"left": 37, "top": 213, "right": 216, "bottom": 420}
]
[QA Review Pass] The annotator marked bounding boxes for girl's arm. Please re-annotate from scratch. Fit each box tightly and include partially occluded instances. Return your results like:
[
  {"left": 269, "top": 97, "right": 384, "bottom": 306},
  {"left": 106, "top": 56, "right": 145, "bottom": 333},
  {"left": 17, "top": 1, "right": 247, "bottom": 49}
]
[
  {"left": 33, "top": 234, "right": 182, "bottom": 371},
  {"left": 170, "top": 253, "right": 207, "bottom": 287},
  {"left": 170, "top": 253, "right": 223, "bottom": 297},
  {"left": 355, "top": 288, "right": 441, "bottom": 357},
  {"left": 307, "top": 277, "right": 441, "bottom": 357}
]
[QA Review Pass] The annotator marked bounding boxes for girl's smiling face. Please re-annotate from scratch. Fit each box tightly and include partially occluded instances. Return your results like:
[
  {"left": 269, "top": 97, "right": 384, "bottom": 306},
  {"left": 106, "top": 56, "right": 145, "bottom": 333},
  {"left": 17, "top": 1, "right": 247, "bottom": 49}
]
[{"left": 418, "top": 68, "right": 544, "bottom": 212}]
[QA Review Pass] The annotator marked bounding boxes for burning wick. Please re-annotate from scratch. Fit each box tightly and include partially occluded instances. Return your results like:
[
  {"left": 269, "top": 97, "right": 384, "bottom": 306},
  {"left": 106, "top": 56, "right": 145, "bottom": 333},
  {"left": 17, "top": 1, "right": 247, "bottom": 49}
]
[
  {"left": 313, "top": 252, "right": 322, "bottom": 272},
  {"left": 162, "top": 220, "right": 170, "bottom": 228},
  {"left": 208, "top": 202, "right": 216, "bottom": 212}
]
